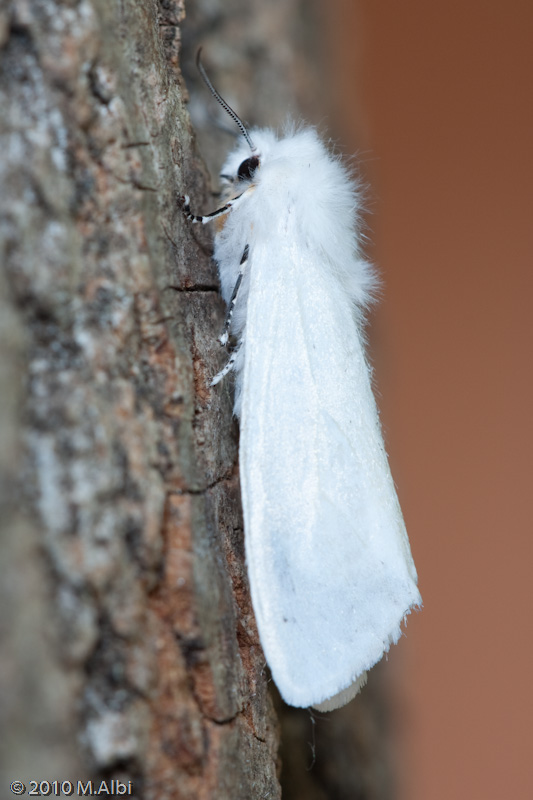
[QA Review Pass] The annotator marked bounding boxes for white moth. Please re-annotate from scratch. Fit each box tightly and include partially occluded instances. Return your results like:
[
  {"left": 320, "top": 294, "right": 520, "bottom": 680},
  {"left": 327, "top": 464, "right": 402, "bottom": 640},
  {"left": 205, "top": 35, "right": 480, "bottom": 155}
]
[{"left": 182, "top": 52, "right": 421, "bottom": 711}]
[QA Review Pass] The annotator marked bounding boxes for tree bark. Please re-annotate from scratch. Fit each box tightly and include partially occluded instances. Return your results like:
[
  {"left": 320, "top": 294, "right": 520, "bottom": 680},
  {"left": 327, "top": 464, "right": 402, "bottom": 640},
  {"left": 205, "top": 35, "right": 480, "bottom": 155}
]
[
  {"left": 1, "top": 1, "right": 278, "bottom": 797},
  {"left": 1, "top": 1, "right": 394, "bottom": 798}
]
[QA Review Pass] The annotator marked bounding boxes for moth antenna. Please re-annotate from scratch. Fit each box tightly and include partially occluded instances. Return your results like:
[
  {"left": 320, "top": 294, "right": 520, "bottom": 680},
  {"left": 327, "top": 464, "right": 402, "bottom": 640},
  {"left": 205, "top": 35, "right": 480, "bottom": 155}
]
[{"left": 196, "top": 48, "right": 257, "bottom": 153}]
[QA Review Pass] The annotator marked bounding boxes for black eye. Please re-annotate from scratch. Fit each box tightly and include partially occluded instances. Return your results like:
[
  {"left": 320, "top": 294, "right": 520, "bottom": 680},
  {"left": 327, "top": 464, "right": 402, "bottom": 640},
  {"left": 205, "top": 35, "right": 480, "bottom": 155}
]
[{"left": 237, "top": 155, "right": 260, "bottom": 181}]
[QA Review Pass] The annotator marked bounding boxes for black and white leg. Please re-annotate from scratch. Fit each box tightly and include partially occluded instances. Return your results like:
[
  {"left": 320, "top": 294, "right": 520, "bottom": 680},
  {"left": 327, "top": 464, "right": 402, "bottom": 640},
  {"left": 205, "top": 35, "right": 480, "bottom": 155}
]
[
  {"left": 211, "top": 339, "right": 242, "bottom": 386},
  {"left": 219, "top": 244, "right": 249, "bottom": 346},
  {"left": 179, "top": 187, "right": 252, "bottom": 225}
]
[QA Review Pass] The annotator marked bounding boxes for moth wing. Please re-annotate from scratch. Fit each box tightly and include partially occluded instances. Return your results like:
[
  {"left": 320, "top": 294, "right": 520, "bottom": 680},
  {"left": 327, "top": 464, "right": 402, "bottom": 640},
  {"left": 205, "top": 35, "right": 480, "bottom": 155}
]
[{"left": 239, "top": 233, "right": 421, "bottom": 709}]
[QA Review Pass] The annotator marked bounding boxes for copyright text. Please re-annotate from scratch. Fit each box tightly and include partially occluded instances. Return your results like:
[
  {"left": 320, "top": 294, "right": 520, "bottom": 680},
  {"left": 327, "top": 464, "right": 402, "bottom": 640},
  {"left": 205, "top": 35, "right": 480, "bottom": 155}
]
[{"left": 10, "top": 780, "right": 133, "bottom": 796}]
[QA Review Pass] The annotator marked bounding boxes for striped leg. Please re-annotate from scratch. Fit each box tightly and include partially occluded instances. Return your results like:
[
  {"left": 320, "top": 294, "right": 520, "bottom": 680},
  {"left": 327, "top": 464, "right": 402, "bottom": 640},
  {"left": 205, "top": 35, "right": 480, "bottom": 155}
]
[
  {"left": 219, "top": 244, "right": 249, "bottom": 346},
  {"left": 179, "top": 187, "right": 253, "bottom": 225},
  {"left": 211, "top": 339, "right": 242, "bottom": 386}
]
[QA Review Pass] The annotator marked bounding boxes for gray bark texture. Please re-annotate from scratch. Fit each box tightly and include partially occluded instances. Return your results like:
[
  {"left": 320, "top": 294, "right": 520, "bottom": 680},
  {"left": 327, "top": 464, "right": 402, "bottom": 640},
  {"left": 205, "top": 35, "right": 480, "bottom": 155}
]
[{"left": 0, "top": 0, "right": 393, "bottom": 797}]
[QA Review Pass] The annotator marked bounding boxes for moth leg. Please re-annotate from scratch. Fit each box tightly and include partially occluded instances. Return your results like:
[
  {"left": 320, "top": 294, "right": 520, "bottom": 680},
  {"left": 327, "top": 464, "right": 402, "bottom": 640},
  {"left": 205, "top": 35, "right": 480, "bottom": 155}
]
[
  {"left": 211, "top": 339, "right": 242, "bottom": 386},
  {"left": 218, "top": 244, "right": 249, "bottom": 346},
  {"left": 179, "top": 186, "right": 254, "bottom": 225}
]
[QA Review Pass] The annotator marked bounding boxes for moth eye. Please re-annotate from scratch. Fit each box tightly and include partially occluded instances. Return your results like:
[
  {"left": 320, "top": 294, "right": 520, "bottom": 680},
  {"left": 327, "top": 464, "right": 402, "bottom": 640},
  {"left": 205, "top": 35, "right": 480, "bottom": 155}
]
[{"left": 237, "top": 155, "right": 260, "bottom": 181}]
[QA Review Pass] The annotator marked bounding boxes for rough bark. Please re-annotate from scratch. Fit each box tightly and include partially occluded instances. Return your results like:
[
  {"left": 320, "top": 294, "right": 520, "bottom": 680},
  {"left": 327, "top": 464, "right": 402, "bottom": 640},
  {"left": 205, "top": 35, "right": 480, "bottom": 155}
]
[
  {"left": 0, "top": 1, "right": 278, "bottom": 797},
  {"left": 1, "top": 1, "right": 394, "bottom": 798}
]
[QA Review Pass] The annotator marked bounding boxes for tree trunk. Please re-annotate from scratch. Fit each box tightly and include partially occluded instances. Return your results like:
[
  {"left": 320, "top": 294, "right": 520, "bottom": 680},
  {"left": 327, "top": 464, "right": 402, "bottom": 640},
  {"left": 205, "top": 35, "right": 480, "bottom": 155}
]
[
  {"left": 1, "top": 1, "right": 394, "bottom": 798},
  {"left": 1, "top": 0, "right": 278, "bottom": 796}
]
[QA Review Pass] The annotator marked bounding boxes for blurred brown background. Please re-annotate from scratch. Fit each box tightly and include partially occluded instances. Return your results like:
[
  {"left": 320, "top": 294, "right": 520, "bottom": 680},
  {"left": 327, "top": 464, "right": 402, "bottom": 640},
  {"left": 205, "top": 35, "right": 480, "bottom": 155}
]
[{"left": 325, "top": 1, "right": 533, "bottom": 798}]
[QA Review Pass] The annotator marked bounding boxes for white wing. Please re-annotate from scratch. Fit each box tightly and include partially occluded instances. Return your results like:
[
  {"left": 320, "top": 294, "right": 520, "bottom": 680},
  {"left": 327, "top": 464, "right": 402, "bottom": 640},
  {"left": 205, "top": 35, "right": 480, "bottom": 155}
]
[{"left": 239, "top": 219, "right": 421, "bottom": 709}]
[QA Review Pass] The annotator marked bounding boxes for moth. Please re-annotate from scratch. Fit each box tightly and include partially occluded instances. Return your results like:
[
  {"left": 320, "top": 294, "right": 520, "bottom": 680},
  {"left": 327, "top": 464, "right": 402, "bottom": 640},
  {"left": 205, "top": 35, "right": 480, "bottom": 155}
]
[{"left": 181, "top": 51, "right": 421, "bottom": 711}]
